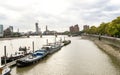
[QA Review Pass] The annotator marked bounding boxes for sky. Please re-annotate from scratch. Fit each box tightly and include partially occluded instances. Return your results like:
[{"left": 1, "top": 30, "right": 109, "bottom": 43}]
[{"left": 0, "top": 0, "right": 120, "bottom": 32}]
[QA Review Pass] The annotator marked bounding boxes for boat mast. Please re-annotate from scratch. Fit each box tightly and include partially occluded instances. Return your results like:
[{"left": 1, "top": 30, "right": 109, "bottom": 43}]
[
  {"left": 46, "top": 39, "right": 48, "bottom": 45},
  {"left": 54, "top": 36, "right": 56, "bottom": 47},
  {"left": 59, "top": 37, "right": 62, "bottom": 46},
  {"left": 54, "top": 32, "right": 57, "bottom": 45},
  {"left": 32, "top": 41, "right": 34, "bottom": 53},
  {"left": 64, "top": 37, "right": 65, "bottom": 41},
  {"left": 4, "top": 46, "right": 7, "bottom": 66}
]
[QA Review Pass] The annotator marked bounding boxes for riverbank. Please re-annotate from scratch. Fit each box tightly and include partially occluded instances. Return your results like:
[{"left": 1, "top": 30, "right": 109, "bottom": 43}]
[{"left": 81, "top": 36, "right": 120, "bottom": 61}]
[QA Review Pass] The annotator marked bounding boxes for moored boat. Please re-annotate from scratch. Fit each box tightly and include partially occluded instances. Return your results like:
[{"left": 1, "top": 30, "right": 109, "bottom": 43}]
[
  {"left": 1, "top": 46, "right": 30, "bottom": 65},
  {"left": 0, "top": 66, "right": 11, "bottom": 75},
  {"left": 42, "top": 42, "right": 62, "bottom": 54},
  {"left": 0, "top": 46, "right": 11, "bottom": 75},
  {"left": 1, "top": 52, "right": 24, "bottom": 65},
  {"left": 35, "top": 49, "right": 49, "bottom": 57},
  {"left": 62, "top": 40, "right": 71, "bottom": 46},
  {"left": 16, "top": 49, "right": 49, "bottom": 67}
]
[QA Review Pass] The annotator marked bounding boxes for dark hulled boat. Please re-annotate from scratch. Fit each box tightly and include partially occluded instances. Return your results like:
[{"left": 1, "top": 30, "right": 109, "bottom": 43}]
[
  {"left": 42, "top": 42, "right": 62, "bottom": 54},
  {"left": 1, "top": 53, "right": 24, "bottom": 65},
  {"left": 62, "top": 40, "right": 71, "bottom": 46},
  {"left": 16, "top": 49, "right": 49, "bottom": 67},
  {"left": 1, "top": 47, "right": 30, "bottom": 65}
]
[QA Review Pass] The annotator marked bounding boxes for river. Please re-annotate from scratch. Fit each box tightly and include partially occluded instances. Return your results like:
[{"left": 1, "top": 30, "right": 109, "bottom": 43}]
[{"left": 0, "top": 36, "right": 120, "bottom": 75}]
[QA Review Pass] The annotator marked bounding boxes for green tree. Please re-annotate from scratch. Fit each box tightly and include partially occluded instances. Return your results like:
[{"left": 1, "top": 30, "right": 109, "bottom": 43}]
[
  {"left": 98, "top": 22, "right": 109, "bottom": 35},
  {"left": 88, "top": 26, "right": 98, "bottom": 34},
  {"left": 107, "top": 23, "right": 117, "bottom": 36},
  {"left": 84, "top": 16, "right": 120, "bottom": 37},
  {"left": 107, "top": 17, "right": 120, "bottom": 37}
]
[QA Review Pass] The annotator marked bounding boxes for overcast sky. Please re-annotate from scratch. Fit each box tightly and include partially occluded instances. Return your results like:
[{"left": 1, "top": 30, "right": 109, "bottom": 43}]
[{"left": 0, "top": 0, "right": 120, "bottom": 32}]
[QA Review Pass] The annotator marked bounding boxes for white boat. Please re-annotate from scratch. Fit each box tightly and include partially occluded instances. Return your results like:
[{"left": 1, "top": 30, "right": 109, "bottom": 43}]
[
  {"left": 0, "top": 46, "right": 11, "bottom": 75},
  {"left": 0, "top": 66, "right": 11, "bottom": 75}
]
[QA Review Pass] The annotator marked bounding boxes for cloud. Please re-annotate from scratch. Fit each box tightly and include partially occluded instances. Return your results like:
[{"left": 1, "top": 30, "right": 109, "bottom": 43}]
[
  {"left": 0, "top": 0, "right": 120, "bottom": 31},
  {"left": 66, "top": 0, "right": 120, "bottom": 26},
  {"left": 0, "top": 14, "right": 7, "bottom": 21}
]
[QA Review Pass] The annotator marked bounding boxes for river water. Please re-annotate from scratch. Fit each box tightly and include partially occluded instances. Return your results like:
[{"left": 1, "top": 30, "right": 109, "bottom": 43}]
[{"left": 0, "top": 36, "right": 120, "bottom": 75}]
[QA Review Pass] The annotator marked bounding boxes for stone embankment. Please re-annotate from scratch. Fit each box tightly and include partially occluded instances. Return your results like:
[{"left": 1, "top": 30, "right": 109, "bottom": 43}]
[{"left": 82, "top": 36, "right": 120, "bottom": 60}]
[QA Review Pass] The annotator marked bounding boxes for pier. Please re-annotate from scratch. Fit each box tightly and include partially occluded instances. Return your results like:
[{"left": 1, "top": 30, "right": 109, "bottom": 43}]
[{"left": 6, "top": 61, "right": 16, "bottom": 67}]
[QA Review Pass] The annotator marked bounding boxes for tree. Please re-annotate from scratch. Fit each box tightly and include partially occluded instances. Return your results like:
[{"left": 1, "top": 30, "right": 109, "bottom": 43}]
[
  {"left": 88, "top": 26, "right": 98, "bottom": 34},
  {"left": 107, "top": 17, "right": 120, "bottom": 37},
  {"left": 98, "top": 22, "right": 109, "bottom": 35},
  {"left": 84, "top": 16, "right": 120, "bottom": 37}
]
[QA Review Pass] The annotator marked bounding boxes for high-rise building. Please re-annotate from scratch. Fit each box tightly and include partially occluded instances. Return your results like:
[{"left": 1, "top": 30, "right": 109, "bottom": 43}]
[
  {"left": 46, "top": 25, "right": 48, "bottom": 31},
  {"left": 35, "top": 22, "right": 39, "bottom": 34},
  {"left": 69, "top": 24, "right": 79, "bottom": 33},
  {"left": 9, "top": 26, "right": 13, "bottom": 32},
  {"left": 43, "top": 25, "right": 57, "bottom": 35},
  {"left": 83, "top": 25, "right": 89, "bottom": 31},
  {"left": 69, "top": 26, "right": 74, "bottom": 33},
  {"left": 35, "top": 22, "right": 42, "bottom": 35},
  {"left": 74, "top": 24, "right": 79, "bottom": 32},
  {"left": 0, "top": 25, "right": 3, "bottom": 37}
]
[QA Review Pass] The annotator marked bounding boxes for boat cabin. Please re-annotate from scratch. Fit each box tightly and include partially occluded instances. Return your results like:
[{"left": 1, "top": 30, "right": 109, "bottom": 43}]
[{"left": 41, "top": 46, "right": 52, "bottom": 51}]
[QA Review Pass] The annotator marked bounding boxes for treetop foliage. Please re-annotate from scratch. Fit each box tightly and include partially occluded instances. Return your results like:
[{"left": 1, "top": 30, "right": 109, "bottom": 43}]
[{"left": 85, "top": 16, "right": 120, "bottom": 37}]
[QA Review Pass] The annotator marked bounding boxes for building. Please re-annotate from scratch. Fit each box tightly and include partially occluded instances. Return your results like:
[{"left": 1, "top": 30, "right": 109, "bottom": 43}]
[
  {"left": 69, "top": 24, "right": 79, "bottom": 33},
  {"left": 0, "top": 25, "right": 3, "bottom": 37},
  {"left": 9, "top": 26, "right": 13, "bottom": 32},
  {"left": 35, "top": 22, "right": 42, "bottom": 35},
  {"left": 4, "top": 27, "right": 11, "bottom": 37},
  {"left": 69, "top": 26, "right": 74, "bottom": 33},
  {"left": 43, "top": 25, "right": 57, "bottom": 35},
  {"left": 46, "top": 25, "right": 48, "bottom": 31},
  {"left": 43, "top": 25, "right": 49, "bottom": 35},
  {"left": 83, "top": 25, "right": 89, "bottom": 31},
  {"left": 74, "top": 24, "right": 79, "bottom": 32},
  {"left": 35, "top": 22, "right": 39, "bottom": 34}
]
